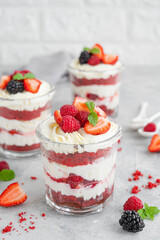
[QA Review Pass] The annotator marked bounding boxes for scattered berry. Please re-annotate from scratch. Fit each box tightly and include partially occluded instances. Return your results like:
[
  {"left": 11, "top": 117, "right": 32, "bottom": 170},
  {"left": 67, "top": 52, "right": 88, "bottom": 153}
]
[
  {"left": 0, "top": 161, "right": 9, "bottom": 171},
  {"left": 143, "top": 122, "right": 156, "bottom": 132},
  {"left": 60, "top": 104, "right": 78, "bottom": 117},
  {"left": 61, "top": 115, "right": 80, "bottom": 133},
  {"left": 54, "top": 110, "right": 62, "bottom": 126},
  {"left": 6, "top": 80, "right": 24, "bottom": 94},
  {"left": 30, "top": 176, "right": 37, "bottom": 180},
  {"left": 156, "top": 179, "right": 160, "bottom": 184},
  {"left": 84, "top": 117, "right": 111, "bottom": 135},
  {"left": 87, "top": 55, "right": 100, "bottom": 65},
  {"left": 0, "top": 182, "right": 27, "bottom": 207},
  {"left": 123, "top": 196, "right": 143, "bottom": 212},
  {"left": 42, "top": 213, "right": 45, "bottom": 217},
  {"left": 92, "top": 43, "right": 104, "bottom": 60},
  {"left": 128, "top": 178, "right": 132, "bottom": 182},
  {"left": 132, "top": 170, "right": 143, "bottom": 177},
  {"left": 2, "top": 225, "right": 12, "bottom": 234},
  {"left": 145, "top": 182, "right": 157, "bottom": 189},
  {"left": 79, "top": 51, "right": 91, "bottom": 64},
  {"left": 0, "top": 75, "right": 11, "bottom": 89},
  {"left": 148, "top": 134, "right": 160, "bottom": 152},
  {"left": 75, "top": 111, "right": 89, "bottom": 127},
  {"left": 148, "top": 175, "right": 152, "bottom": 179},
  {"left": 24, "top": 78, "right": 41, "bottom": 93},
  {"left": 119, "top": 210, "right": 145, "bottom": 232},
  {"left": 102, "top": 54, "right": 118, "bottom": 65},
  {"left": 131, "top": 186, "right": 141, "bottom": 194}
]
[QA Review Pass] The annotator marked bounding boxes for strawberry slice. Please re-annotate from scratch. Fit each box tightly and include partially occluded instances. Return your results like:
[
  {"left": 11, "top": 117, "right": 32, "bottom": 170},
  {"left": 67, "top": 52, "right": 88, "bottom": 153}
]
[
  {"left": 148, "top": 134, "right": 160, "bottom": 152},
  {"left": 0, "top": 75, "right": 11, "bottom": 89},
  {"left": 73, "top": 97, "right": 106, "bottom": 118},
  {"left": 92, "top": 44, "right": 104, "bottom": 60},
  {"left": 84, "top": 117, "right": 111, "bottom": 135},
  {"left": 0, "top": 182, "right": 27, "bottom": 207},
  {"left": 54, "top": 110, "right": 62, "bottom": 126},
  {"left": 24, "top": 78, "right": 41, "bottom": 93},
  {"left": 102, "top": 54, "right": 118, "bottom": 65}
]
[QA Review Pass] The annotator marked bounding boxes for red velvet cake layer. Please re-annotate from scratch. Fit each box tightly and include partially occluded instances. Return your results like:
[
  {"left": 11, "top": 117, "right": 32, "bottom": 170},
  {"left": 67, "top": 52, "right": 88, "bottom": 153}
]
[
  {"left": 0, "top": 101, "right": 51, "bottom": 121},
  {"left": 46, "top": 185, "right": 114, "bottom": 209},
  {"left": 98, "top": 105, "right": 115, "bottom": 115},
  {"left": 0, "top": 143, "right": 40, "bottom": 152},
  {"left": 71, "top": 74, "right": 119, "bottom": 86},
  {"left": 42, "top": 146, "right": 112, "bottom": 167}
]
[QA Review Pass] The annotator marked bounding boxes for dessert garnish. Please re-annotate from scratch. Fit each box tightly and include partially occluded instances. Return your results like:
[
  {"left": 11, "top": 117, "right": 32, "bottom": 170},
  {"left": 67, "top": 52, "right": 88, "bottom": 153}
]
[
  {"left": 119, "top": 210, "right": 145, "bottom": 232},
  {"left": 137, "top": 203, "right": 160, "bottom": 220},
  {"left": 123, "top": 196, "right": 143, "bottom": 212},
  {"left": 79, "top": 43, "right": 118, "bottom": 65},
  {"left": 0, "top": 161, "right": 15, "bottom": 181},
  {"left": 143, "top": 122, "right": 156, "bottom": 132},
  {"left": 0, "top": 161, "right": 9, "bottom": 171},
  {"left": 131, "top": 185, "right": 141, "bottom": 194},
  {"left": 53, "top": 97, "right": 111, "bottom": 135},
  {"left": 0, "top": 182, "right": 27, "bottom": 207},
  {"left": 0, "top": 70, "right": 41, "bottom": 94},
  {"left": 148, "top": 134, "right": 160, "bottom": 152}
]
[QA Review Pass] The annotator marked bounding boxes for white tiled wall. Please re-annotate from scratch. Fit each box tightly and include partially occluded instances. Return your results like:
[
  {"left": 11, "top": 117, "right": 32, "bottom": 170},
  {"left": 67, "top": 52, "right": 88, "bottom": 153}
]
[{"left": 0, "top": 0, "right": 160, "bottom": 66}]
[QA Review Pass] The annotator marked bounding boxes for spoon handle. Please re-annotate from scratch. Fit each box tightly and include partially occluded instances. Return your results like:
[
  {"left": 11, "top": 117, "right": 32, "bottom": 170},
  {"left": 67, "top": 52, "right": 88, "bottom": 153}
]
[
  {"left": 132, "top": 101, "right": 148, "bottom": 122},
  {"left": 147, "top": 111, "right": 160, "bottom": 123}
]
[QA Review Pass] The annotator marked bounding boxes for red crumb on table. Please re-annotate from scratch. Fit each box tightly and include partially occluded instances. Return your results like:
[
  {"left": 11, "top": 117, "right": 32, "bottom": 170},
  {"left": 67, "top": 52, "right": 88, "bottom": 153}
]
[
  {"left": 31, "top": 176, "right": 37, "bottom": 180},
  {"left": 131, "top": 186, "right": 141, "bottom": 194},
  {"left": 2, "top": 225, "right": 12, "bottom": 234},
  {"left": 118, "top": 139, "right": 121, "bottom": 143},
  {"left": 41, "top": 213, "right": 46, "bottom": 217},
  {"left": 29, "top": 226, "right": 35, "bottom": 230},
  {"left": 128, "top": 178, "right": 132, "bottom": 182},
  {"left": 148, "top": 175, "right": 153, "bottom": 179},
  {"left": 133, "top": 175, "right": 140, "bottom": 181},
  {"left": 117, "top": 147, "right": 122, "bottom": 152},
  {"left": 132, "top": 170, "right": 143, "bottom": 177},
  {"left": 145, "top": 182, "right": 157, "bottom": 189},
  {"left": 156, "top": 179, "right": 160, "bottom": 184}
]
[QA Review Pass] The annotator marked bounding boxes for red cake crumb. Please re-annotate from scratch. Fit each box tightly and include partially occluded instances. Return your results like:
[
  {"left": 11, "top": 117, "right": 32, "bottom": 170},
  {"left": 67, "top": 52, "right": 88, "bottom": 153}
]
[
  {"left": 156, "top": 179, "right": 160, "bottom": 184},
  {"left": 30, "top": 221, "right": 35, "bottom": 225},
  {"left": 128, "top": 178, "right": 132, "bottom": 181},
  {"left": 42, "top": 213, "right": 45, "bottom": 217},
  {"left": 2, "top": 225, "right": 12, "bottom": 234},
  {"left": 132, "top": 170, "right": 143, "bottom": 177},
  {"left": 118, "top": 139, "right": 121, "bottom": 143},
  {"left": 131, "top": 186, "right": 141, "bottom": 194},
  {"left": 117, "top": 147, "right": 122, "bottom": 152},
  {"left": 133, "top": 175, "right": 140, "bottom": 181},
  {"left": 148, "top": 175, "right": 152, "bottom": 179},
  {"left": 31, "top": 176, "right": 37, "bottom": 180},
  {"left": 29, "top": 226, "right": 35, "bottom": 230},
  {"left": 145, "top": 182, "right": 157, "bottom": 189}
]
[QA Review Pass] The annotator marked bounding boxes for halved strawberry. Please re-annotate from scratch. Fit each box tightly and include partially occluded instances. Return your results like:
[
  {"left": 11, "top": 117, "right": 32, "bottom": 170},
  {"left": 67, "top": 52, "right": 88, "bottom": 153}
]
[
  {"left": 73, "top": 97, "right": 106, "bottom": 118},
  {"left": 24, "top": 78, "right": 41, "bottom": 93},
  {"left": 102, "top": 54, "right": 118, "bottom": 65},
  {"left": 92, "top": 44, "right": 104, "bottom": 60},
  {"left": 54, "top": 110, "right": 62, "bottom": 126},
  {"left": 0, "top": 75, "right": 11, "bottom": 89},
  {"left": 84, "top": 117, "right": 111, "bottom": 135},
  {"left": 148, "top": 134, "right": 160, "bottom": 152},
  {"left": 0, "top": 182, "right": 27, "bottom": 207}
]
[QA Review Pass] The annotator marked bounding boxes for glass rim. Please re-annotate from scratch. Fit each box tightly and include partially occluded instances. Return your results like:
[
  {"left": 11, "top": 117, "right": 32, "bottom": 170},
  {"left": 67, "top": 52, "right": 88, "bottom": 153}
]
[
  {"left": 36, "top": 116, "right": 122, "bottom": 148},
  {"left": 0, "top": 85, "right": 55, "bottom": 102}
]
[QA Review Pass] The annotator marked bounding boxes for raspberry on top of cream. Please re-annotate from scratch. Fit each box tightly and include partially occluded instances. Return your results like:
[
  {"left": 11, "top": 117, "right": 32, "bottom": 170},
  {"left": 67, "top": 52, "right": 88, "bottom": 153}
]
[
  {"left": 42, "top": 97, "right": 118, "bottom": 145},
  {"left": 0, "top": 70, "right": 51, "bottom": 98}
]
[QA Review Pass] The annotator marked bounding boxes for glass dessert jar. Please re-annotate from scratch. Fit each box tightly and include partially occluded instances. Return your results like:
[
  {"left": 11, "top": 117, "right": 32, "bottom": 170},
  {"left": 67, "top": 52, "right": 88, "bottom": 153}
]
[
  {"left": 36, "top": 117, "right": 122, "bottom": 215},
  {"left": 0, "top": 87, "right": 55, "bottom": 158},
  {"left": 68, "top": 61, "right": 123, "bottom": 117}
]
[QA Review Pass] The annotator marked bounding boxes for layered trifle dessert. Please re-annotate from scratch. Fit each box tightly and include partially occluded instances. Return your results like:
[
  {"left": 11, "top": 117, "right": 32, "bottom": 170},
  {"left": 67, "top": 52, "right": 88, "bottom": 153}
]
[
  {"left": 0, "top": 70, "right": 55, "bottom": 157},
  {"left": 37, "top": 97, "right": 122, "bottom": 214},
  {"left": 68, "top": 44, "right": 123, "bottom": 116}
]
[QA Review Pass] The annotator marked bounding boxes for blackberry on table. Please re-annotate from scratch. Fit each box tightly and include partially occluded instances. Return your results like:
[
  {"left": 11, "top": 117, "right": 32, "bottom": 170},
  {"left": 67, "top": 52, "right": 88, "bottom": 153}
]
[
  {"left": 79, "top": 51, "right": 91, "bottom": 64},
  {"left": 6, "top": 80, "right": 24, "bottom": 94},
  {"left": 119, "top": 210, "right": 145, "bottom": 233}
]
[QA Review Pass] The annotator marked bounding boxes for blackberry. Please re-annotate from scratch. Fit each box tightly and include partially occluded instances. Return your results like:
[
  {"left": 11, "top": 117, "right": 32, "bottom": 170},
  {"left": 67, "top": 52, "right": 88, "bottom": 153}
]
[
  {"left": 6, "top": 80, "right": 24, "bottom": 94},
  {"left": 119, "top": 210, "right": 145, "bottom": 233},
  {"left": 79, "top": 51, "right": 91, "bottom": 64}
]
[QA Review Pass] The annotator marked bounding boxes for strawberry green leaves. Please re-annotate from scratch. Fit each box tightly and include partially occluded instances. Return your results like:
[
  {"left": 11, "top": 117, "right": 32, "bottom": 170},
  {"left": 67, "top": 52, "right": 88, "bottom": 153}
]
[
  {"left": 0, "top": 169, "right": 15, "bottom": 181},
  {"left": 138, "top": 203, "right": 160, "bottom": 220},
  {"left": 85, "top": 101, "right": 98, "bottom": 126}
]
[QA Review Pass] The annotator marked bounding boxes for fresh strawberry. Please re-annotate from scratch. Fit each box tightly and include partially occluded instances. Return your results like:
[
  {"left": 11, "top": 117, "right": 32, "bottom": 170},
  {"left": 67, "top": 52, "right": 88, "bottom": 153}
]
[
  {"left": 148, "top": 134, "right": 160, "bottom": 152},
  {"left": 0, "top": 75, "right": 11, "bottom": 89},
  {"left": 87, "top": 55, "right": 100, "bottom": 65},
  {"left": 0, "top": 182, "right": 27, "bottom": 207},
  {"left": 143, "top": 122, "right": 156, "bottom": 132},
  {"left": 24, "top": 78, "right": 41, "bottom": 93},
  {"left": 73, "top": 97, "right": 106, "bottom": 118},
  {"left": 102, "top": 54, "right": 118, "bottom": 65},
  {"left": 54, "top": 110, "right": 63, "bottom": 126},
  {"left": 92, "top": 43, "right": 104, "bottom": 60},
  {"left": 84, "top": 117, "right": 111, "bottom": 135}
]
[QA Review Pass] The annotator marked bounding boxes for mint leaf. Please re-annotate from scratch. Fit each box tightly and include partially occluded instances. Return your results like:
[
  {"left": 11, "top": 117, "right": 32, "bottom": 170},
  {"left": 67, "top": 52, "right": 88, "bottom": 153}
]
[
  {"left": 137, "top": 209, "right": 147, "bottom": 219},
  {"left": 23, "top": 72, "right": 35, "bottom": 79},
  {"left": 88, "top": 111, "right": 98, "bottom": 126},
  {"left": 90, "top": 48, "right": 100, "bottom": 54},
  {"left": 138, "top": 203, "right": 160, "bottom": 220},
  {"left": 149, "top": 207, "right": 160, "bottom": 215},
  {"left": 84, "top": 47, "right": 90, "bottom": 52},
  {"left": 85, "top": 101, "right": 95, "bottom": 112},
  {"left": 13, "top": 73, "right": 24, "bottom": 80},
  {"left": 0, "top": 169, "right": 15, "bottom": 181}
]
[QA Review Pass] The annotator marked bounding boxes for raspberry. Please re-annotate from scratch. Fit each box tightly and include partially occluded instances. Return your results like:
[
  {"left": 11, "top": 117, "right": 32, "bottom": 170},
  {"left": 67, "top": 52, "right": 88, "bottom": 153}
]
[
  {"left": 66, "top": 174, "right": 83, "bottom": 189},
  {"left": 0, "top": 161, "right": 9, "bottom": 171},
  {"left": 61, "top": 115, "right": 80, "bottom": 133},
  {"left": 87, "top": 55, "right": 100, "bottom": 65},
  {"left": 143, "top": 122, "right": 156, "bottom": 132},
  {"left": 123, "top": 196, "right": 143, "bottom": 212},
  {"left": 60, "top": 105, "right": 78, "bottom": 117},
  {"left": 75, "top": 111, "right": 89, "bottom": 127}
]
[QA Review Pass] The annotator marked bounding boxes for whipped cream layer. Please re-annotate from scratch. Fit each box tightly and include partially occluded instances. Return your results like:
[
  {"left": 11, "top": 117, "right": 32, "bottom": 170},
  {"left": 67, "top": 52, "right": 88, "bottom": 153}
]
[
  {"left": 0, "top": 80, "right": 54, "bottom": 111},
  {"left": 69, "top": 59, "right": 122, "bottom": 79},
  {"left": 40, "top": 117, "right": 119, "bottom": 154}
]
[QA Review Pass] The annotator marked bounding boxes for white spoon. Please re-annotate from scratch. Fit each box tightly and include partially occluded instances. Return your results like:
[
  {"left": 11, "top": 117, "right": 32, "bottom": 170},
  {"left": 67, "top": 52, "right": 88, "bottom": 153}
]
[{"left": 129, "top": 102, "right": 149, "bottom": 129}]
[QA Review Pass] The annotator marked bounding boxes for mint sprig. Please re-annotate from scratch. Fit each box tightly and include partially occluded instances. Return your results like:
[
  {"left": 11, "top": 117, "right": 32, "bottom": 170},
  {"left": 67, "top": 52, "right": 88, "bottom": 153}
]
[
  {"left": 138, "top": 203, "right": 160, "bottom": 220},
  {"left": 23, "top": 72, "right": 35, "bottom": 79},
  {"left": 84, "top": 47, "right": 100, "bottom": 54},
  {"left": 0, "top": 169, "right": 15, "bottom": 181},
  {"left": 13, "top": 73, "right": 24, "bottom": 80},
  {"left": 85, "top": 101, "right": 98, "bottom": 126}
]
